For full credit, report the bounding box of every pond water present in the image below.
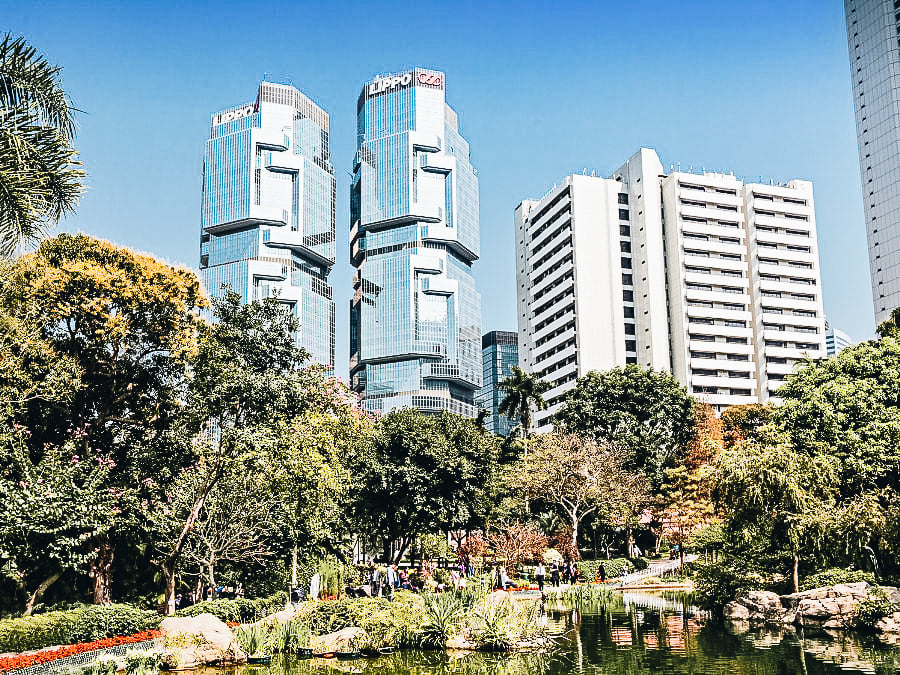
[196,591,900,675]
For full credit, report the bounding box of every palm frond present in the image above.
[0,33,76,139]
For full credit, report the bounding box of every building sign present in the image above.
[212,103,255,127]
[364,70,444,101]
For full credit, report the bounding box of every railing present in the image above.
[6,638,161,675]
[622,556,696,584]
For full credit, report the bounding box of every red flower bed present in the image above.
[0,629,161,672]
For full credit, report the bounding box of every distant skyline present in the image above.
[6,0,870,380]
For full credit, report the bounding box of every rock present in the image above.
[741,590,782,616]
[311,627,364,653]
[723,601,750,620]
[159,613,245,667]
[875,611,900,634]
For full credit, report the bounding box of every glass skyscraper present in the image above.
[475,331,519,436]
[350,68,482,416]
[200,82,336,368]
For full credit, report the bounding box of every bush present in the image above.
[799,568,877,592]
[576,558,631,582]
[176,591,287,623]
[693,559,779,614]
[0,604,160,653]
[855,587,900,630]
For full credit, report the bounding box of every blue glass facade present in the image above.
[200,82,336,369]
[350,69,482,417]
[475,331,519,436]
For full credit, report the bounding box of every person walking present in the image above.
[599,563,607,583]
[535,562,546,592]
[550,562,560,587]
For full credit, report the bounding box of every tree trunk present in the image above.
[208,560,216,599]
[163,565,177,616]
[291,544,298,588]
[791,552,799,594]
[571,514,579,561]
[89,535,114,605]
[626,528,634,558]
[24,571,61,616]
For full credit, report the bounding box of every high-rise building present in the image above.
[475,331,519,436]
[200,82,336,368]
[515,148,827,428]
[844,0,900,324]
[350,69,482,416]
[826,321,853,356]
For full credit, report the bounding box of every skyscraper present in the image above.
[844,0,900,323]
[350,69,482,416]
[476,331,519,436]
[200,82,336,368]
[826,321,853,356]
[516,148,827,429]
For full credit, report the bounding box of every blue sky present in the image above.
[6,1,868,379]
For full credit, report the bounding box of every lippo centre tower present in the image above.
[350,69,483,416]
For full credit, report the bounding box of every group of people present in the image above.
[532,561,593,590]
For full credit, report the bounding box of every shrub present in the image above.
[799,568,877,592]
[855,587,900,630]
[0,604,160,653]
[421,594,463,648]
[124,651,160,675]
[176,592,287,623]
[693,559,779,614]
[576,558,631,582]
[559,585,614,608]
[233,622,271,657]
[466,595,543,651]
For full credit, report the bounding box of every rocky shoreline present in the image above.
[723,582,900,634]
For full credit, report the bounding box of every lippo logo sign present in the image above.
[366,71,443,98]
[212,104,255,126]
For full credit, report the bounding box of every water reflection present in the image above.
[195,591,900,675]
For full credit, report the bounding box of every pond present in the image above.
[194,591,900,675]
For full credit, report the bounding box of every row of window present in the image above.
[757,242,811,253]
[684,248,742,261]
[691,351,750,361]
[689,318,748,328]
[756,224,810,237]
[534,318,575,348]
[765,340,820,350]
[693,369,751,378]
[694,386,752,396]
[534,302,575,332]
[684,232,741,245]
[687,300,746,311]
[534,336,577,366]
[759,273,816,285]
[678,182,738,196]
[681,199,739,212]
[752,192,807,206]
[760,290,816,301]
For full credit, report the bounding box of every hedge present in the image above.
[175,591,288,623]
[577,557,649,582]
[0,605,160,653]
[0,592,289,654]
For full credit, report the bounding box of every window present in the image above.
[618,193,629,205]
[687,283,712,291]
[724,320,746,327]
[685,249,710,257]
[690,318,715,325]
[619,209,630,221]
[620,224,631,236]
[623,290,633,301]
[624,306,635,319]
[727,354,750,361]
[622,273,633,286]
[693,369,718,376]
[625,323,636,335]
[720,270,743,278]
[621,257,632,269]
[621,241,631,253]
[690,334,716,342]
[730,388,751,396]
[625,340,637,352]
[690,351,716,359]
[726,337,748,344]
[626,355,637,364]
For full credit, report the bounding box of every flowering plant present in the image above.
[0,629,161,672]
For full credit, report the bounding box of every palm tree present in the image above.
[0,33,83,256]
[498,365,550,440]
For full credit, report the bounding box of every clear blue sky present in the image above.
[7,0,869,380]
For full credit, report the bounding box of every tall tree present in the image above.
[553,365,695,490]
[0,234,205,604]
[655,404,723,563]
[0,34,83,255]
[715,441,837,593]
[347,409,496,563]
[720,403,774,449]
[877,306,900,339]
[511,432,647,556]
[498,365,550,440]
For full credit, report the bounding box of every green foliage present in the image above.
[855,587,900,629]
[233,621,272,657]
[270,617,311,653]
[693,558,780,614]
[348,408,497,562]
[301,592,426,650]
[0,34,84,255]
[498,365,550,437]
[559,584,615,608]
[124,651,160,675]
[465,595,543,651]
[176,592,287,623]
[75,658,119,675]
[421,593,464,648]
[553,365,695,490]
[0,603,159,652]
[577,558,635,581]
[799,567,877,592]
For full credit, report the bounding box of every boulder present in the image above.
[311,627,364,653]
[723,601,750,621]
[159,613,245,668]
[875,611,900,634]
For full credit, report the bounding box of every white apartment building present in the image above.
[844,0,900,325]
[515,148,827,428]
